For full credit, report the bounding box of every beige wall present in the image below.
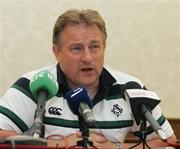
[0,0,179,118]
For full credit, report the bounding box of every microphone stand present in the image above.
[76,115,94,148]
[129,117,151,149]
[5,91,47,146]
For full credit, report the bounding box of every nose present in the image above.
[81,48,93,63]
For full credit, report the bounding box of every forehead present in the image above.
[60,23,105,43]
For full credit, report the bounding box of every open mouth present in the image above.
[81,67,93,72]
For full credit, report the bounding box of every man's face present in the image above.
[53,23,105,88]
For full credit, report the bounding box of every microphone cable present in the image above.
[46,134,68,149]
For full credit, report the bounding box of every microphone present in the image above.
[29,70,59,138]
[65,87,95,126]
[5,70,59,146]
[123,81,167,140]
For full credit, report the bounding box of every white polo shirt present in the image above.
[0,64,174,143]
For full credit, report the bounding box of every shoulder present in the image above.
[8,64,58,96]
[21,64,57,81]
[104,66,144,87]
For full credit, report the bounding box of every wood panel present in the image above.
[168,118,180,140]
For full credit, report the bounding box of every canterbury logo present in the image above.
[48,107,62,115]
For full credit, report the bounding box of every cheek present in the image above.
[95,53,104,73]
[57,53,75,64]
[95,53,104,65]
[60,55,80,70]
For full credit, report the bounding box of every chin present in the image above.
[78,76,99,87]
[80,80,98,87]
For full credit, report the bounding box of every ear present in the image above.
[52,44,59,61]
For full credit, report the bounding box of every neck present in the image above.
[86,84,99,99]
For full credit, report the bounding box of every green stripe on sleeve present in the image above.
[146,114,166,135]
[0,105,29,132]
[157,114,166,126]
[11,84,37,103]
[133,114,166,137]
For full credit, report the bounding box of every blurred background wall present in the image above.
[0,0,179,118]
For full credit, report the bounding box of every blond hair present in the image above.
[53,9,107,45]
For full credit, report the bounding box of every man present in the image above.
[0,9,176,148]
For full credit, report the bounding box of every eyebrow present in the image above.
[69,43,83,47]
[90,40,101,44]
[70,40,101,46]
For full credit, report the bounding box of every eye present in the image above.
[92,44,99,49]
[70,46,82,53]
[89,44,100,53]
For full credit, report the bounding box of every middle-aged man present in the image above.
[0,9,177,148]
